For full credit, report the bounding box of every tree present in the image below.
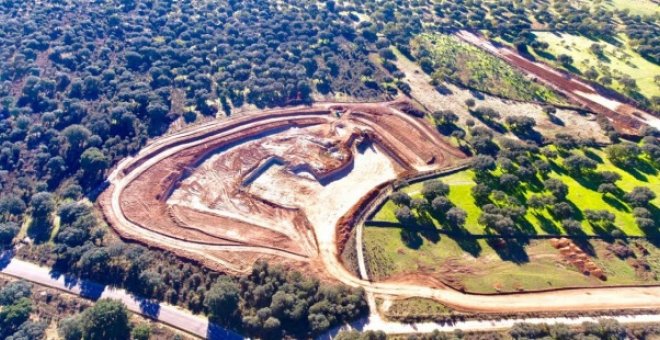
[446,207,467,227]
[432,110,458,127]
[505,115,536,134]
[0,222,19,247]
[431,196,453,214]
[597,183,617,196]
[471,183,492,204]
[606,143,640,167]
[584,209,615,229]
[554,133,578,150]
[390,191,411,206]
[205,277,240,322]
[80,147,109,187]
[6,320,46,340]
[58,316,83,340]
[421,180,449,201]
[543,178,568,200]
[624,186,656,207]
[552,202,574,219]
[557,54,573,66]
[61,124,91,162]
[0,281,32,306]
[411,198,430,213]
[0,298,33,338]
[131,323,151,340]
[563,154,597,175]
[0,195,26,218]
[471,155,496,174]
[562,219,582,234]
[599,171,621,184]
[30,192,55,219]
[499,174,520,192]
[80,299,130,340]
[395,206,414,224]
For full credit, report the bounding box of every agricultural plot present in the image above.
[412,33,565,105]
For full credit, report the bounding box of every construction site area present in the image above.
[99,100,466,278]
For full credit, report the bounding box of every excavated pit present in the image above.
[101,101,466,276]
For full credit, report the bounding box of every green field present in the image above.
[372,148,659,237]
[412,33,564,105]
[364,227,658,293]
[532,32,660,101]
[606,0,660,16]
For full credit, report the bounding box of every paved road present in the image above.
[3,255,660,339]
[0,253,242,340]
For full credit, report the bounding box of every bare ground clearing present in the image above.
[393,47,609,143]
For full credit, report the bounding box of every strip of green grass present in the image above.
[413,33,565,105]
[371,148,658,237]
[363,226,660,293]
[532,32,660,100]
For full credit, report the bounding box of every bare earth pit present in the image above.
[100,101,465,278]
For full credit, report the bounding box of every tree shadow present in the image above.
[603,195,629,212]
[511,128,544,144]
[571,172,601,191]
[583,149,603,163]
[27,217,52,244]
[566,228,596,257]
[400,228,423,249]
[566,199,585,221]
[469,112,507,133]
[612,162,648,182]
[634,159,658,176]
[486,237,530,264]
[434,83,453,95]
[515,216,538,236]
[547,114,564,126]
[534,49,556,61]
[534,213,560,234]
[469,90,485,100]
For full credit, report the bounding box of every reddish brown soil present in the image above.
[456,31,656,136]
[101,100,466,277]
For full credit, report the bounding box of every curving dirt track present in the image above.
[100,100,660,315]
[456,31,660,135]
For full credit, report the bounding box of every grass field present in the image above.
[381,297,455,321]
[363,227,659,293]
[532,32,660,101]
[412,33,564,105]
[606,0,660,16]
[371,148,659,237]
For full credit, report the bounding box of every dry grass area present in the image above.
[393,49,609,143]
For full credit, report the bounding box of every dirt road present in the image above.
[103,100,660,317]
[456,30,660,133]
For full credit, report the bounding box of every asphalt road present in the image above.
[2,254,660,339]
[0,253,242,340]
